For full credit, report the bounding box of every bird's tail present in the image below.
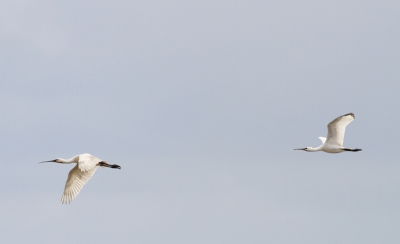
[98,161,121,169]
[343,148,362,152]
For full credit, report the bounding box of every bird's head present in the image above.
[39,159,61,164]
[294,147,312,151]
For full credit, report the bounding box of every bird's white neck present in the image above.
[305,147,322,152]
[57,156,79,164]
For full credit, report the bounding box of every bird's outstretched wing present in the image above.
[326,113,355,147]
[61,164,98,204]
[318,137,327,144]
[77,153,100,172]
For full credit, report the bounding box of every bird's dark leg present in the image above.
[109,164,121,169]
[343,148,362,152]
[98,161,122,169]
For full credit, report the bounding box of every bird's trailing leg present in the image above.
[98,161,121,169]
[342,148,362,152]
[108,164,122,169]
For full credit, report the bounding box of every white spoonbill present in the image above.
[294,113,362,153]
[39,153,121,204]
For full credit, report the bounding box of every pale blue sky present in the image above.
[1,0,400,243]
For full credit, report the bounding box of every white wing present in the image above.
[318,137,326,144]
[77,153,101,172]
[61,164,98,204]
[325,113,355,147]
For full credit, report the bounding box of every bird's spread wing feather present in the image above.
[318,137,327,144]
[77,153,100,172]
[326,113,355,147]
[61,164,98,204]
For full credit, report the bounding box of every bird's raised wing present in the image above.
[61,164,98,204]
[318,137,327,144]
[326,113,355,147]
[77,153,101,172]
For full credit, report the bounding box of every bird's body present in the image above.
[40,153,121,204]
[295,113,362,153]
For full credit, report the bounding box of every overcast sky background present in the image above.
[1,0,399,243]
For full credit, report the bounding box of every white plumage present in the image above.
[295,113,362,153]
[40,153,121,204]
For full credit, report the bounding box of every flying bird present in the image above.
[294,113,362,153]
[39,153,121,204]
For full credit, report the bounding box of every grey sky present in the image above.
[1,0,400,243]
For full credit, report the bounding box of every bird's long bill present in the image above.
[294,148,307,150]
[38,159,56,164]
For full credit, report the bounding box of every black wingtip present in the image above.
[343,113,355,119]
